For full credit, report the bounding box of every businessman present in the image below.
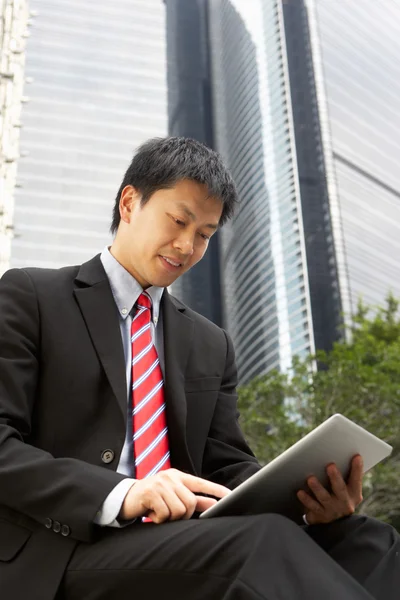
[0,137,398,600]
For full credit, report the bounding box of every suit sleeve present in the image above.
[0,268,127,542]
[201,329,261,488]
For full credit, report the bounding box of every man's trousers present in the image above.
[60,513,400,600]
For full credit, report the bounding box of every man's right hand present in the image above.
[119,468,231,523]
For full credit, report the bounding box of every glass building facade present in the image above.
[279,0,343,355]
[309,0,400,308]
[10,0,167,268]
[0,0,29,275]
[209,0,319,381]
[209,0,280,379]
[165,0,223,325]
[192,0,399,384]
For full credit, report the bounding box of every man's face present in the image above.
[112,179,223,289]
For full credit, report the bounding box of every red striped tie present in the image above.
[131,292,171,481]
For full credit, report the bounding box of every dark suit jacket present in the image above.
[0,254,260,600]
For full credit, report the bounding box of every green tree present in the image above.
[238,295,400,529]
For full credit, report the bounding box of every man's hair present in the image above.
[110,136,238,234]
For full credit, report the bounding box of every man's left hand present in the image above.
[297,454,364,525]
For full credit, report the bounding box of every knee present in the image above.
[306,513,399,555]
[363,516,400,548]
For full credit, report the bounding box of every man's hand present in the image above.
[119,468,231,523]
[297,455,364,525]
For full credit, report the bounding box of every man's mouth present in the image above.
[160,256,183,269]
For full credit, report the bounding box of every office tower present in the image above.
[309,0,400,307]
[0,0,29,275]
[164,0,222,325]
[7,0,167,269]
[166,0,336,379]
[166,0,400,384]
[209,0,322,382]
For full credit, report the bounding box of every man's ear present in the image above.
[119,186,140,224]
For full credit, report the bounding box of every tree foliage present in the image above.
[238,295,400,529]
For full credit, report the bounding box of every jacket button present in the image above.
[101,449,115,464]
[61,524,70,537]
[53,521,61,533]
[45,518,53,529]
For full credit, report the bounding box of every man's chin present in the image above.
[152,260,187,288]
[157,276,180,289]
[147,273,182,289]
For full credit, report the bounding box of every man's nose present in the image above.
[173,233,195,256]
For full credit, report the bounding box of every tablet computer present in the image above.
[200,413,392,522]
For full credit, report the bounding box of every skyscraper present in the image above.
[309,0,400,308]
[165,0,400,384]
[165,0,222,325]
[0,0,29,276]
[7,0,168,270]
[209,0,287,380]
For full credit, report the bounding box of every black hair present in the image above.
[110,136,238,234]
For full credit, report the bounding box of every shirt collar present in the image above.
[100,246,164,323]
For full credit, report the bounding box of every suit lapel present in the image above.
[74,256,127,422]
[162,291,196,474]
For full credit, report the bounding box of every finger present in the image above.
[146,494,171,524]
[306,476,333,506]
[326,462,358,516]
[297,489,324,515]
[180,473,231,499]
[326,463,348,499]
[347,455,364,502]
[172,483,198,520]
[195,496,218,513]
[158,485,191,521]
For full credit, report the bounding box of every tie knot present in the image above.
[137,292,152,311]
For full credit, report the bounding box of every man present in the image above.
[0,137,398,600]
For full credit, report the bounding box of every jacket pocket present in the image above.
[0,519,32,562]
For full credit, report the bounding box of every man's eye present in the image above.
[199,233,210,241]
[173,218,185,226]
